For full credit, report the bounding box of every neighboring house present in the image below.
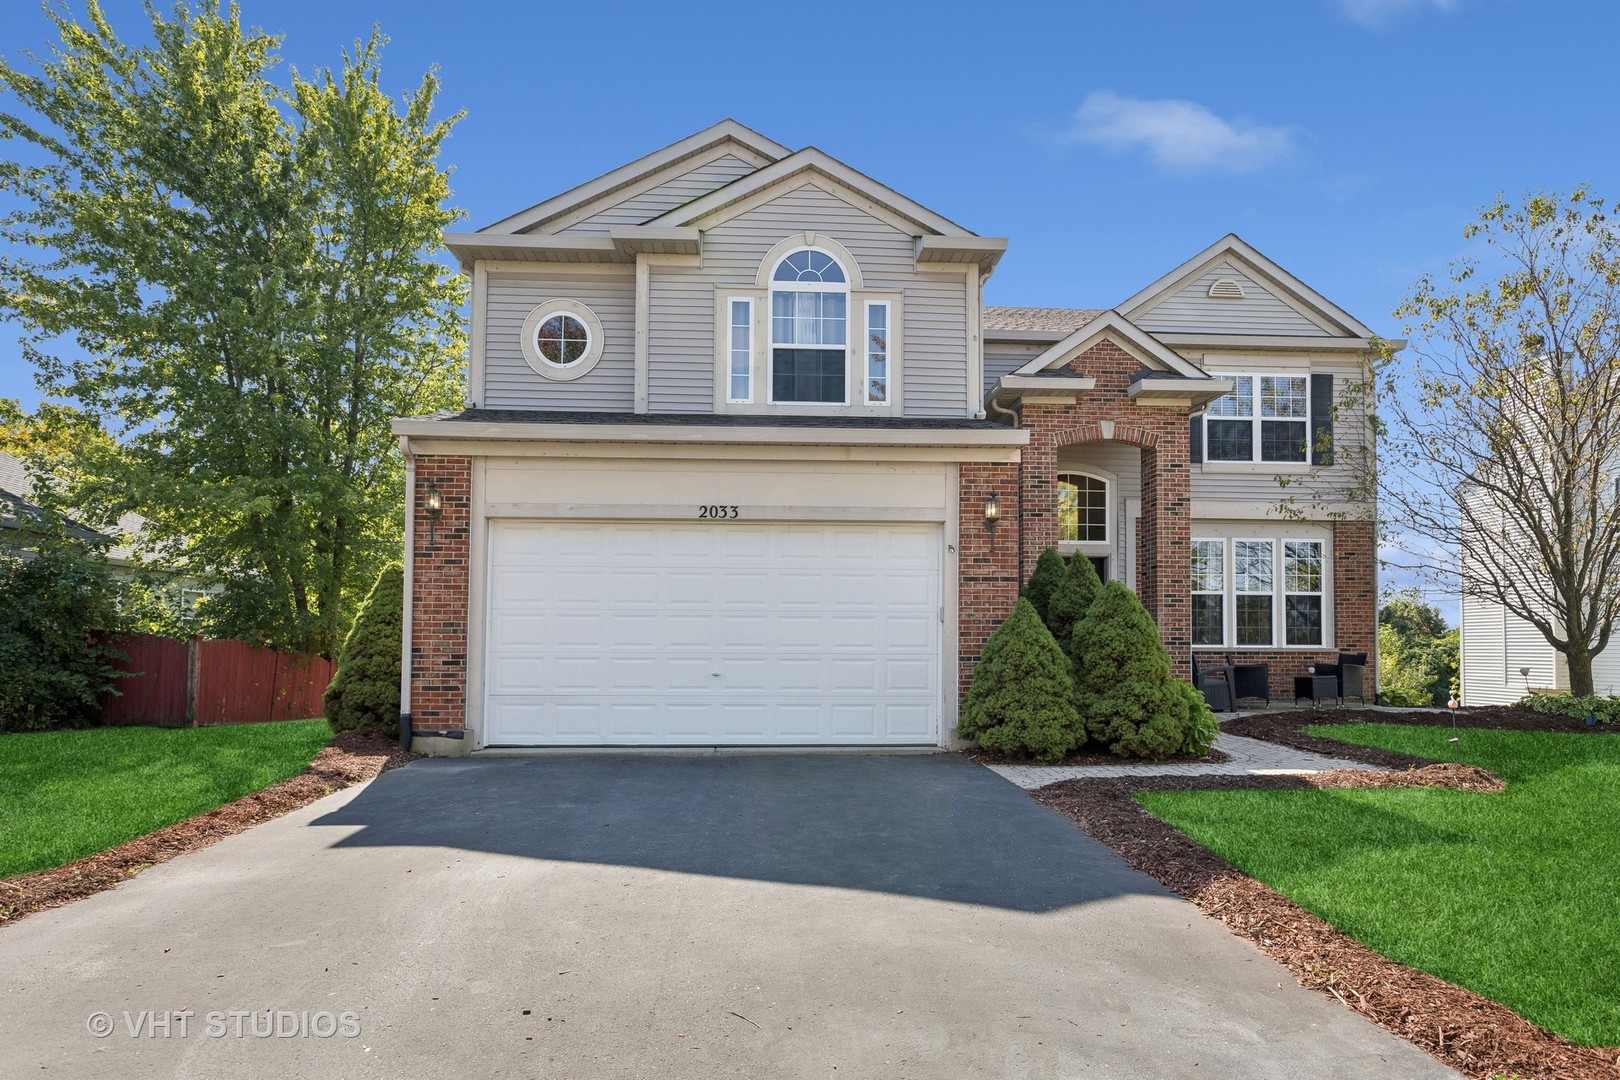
[1458,591,1570,704]
[393,120,1385,755]
[0,449,110,549]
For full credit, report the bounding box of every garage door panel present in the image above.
[484,521,941,746]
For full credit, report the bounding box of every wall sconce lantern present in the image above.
[424,479,444,544]
[983,493,1002,549]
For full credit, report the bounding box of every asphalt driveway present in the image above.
[0,753,1454,1079]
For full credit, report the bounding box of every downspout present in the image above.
[985,387,1024,584]
[398,436,415,748]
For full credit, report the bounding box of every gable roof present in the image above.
[1011,310,1210,380]
[481,120,790,235]
[642,147,976,237]
[1118,233,1373,338]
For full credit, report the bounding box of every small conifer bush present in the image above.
[959,598,1083,762]
[1047,552,1103,671]
[1021,547,1067,625]
[324,563,404,732]
[1071,581,1201,760]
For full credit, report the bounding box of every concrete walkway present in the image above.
[0,754,1452,1080]
[986,731,1384,789]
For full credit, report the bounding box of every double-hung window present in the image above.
[1191,536,1329,648]
[770,249,848,404]
[727,298,753,403]
[1206,374,1309,463]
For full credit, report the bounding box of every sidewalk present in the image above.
[984,730,1384,790]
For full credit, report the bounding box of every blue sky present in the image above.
[1,0,1613,614]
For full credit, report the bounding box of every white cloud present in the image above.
[1061,91,1296,173]
[1334,0,1459,31]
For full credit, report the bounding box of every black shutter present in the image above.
[1310,373,1334,465]
[1189,415,1203,464]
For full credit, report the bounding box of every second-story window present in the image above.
[771,248,848,404]
[1206,374,1309,463]
[865,301,889,405]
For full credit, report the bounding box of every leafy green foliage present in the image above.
[1046,551,1102,661]
[1071,581,1204,759]
[0,522,127,732]
[1515,693,1620,724]
[324,563,403,732]
[0,719,331,880]
[1021,547,1066,625]
[1377,590,1458,707]
[959,598,1083,762]
[0,3,466,654]
[1176,679,1220,755]
[1142,724,1620,1045]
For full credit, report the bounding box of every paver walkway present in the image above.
[986,731,1383,789]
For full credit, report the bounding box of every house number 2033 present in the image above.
[698,505,739,519]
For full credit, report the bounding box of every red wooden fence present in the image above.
[98,634,337,727]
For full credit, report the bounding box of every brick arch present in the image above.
[1050,423,1160,451]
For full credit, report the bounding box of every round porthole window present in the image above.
[520,300,605,381]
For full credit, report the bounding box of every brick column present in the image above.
[410,456,471,738]
[958,463,1020,700]
[1332,518,1379,676]
[1140,432,1192,679]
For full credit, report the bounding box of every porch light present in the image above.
[983,493,1001,549]
[424,480,444,544]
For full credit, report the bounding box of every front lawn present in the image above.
[0,720,332,880]
[1137,724,1620,1046]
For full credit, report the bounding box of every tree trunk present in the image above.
[1565,647,1596,698]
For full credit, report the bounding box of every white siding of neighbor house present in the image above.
[482,271,636,410]
[1132,260,1329,337]
[1461,590,1564,705]
[646,181,971,416]
[548,154,761,236]
[1187,349,1372,510]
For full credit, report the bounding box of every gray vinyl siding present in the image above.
[1460,592,1562,705]
[1133,260,1329,336]
[646,181,972,417]
[1189,352,1371,506]
[554,155,760,236]
[482,271,635,410]
[983,343,1043,395]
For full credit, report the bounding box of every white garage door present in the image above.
[483,520,942,746]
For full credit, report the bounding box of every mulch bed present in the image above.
[1224,706,1616,769]
[967,746,1231,767]
[0,729,416,928]
[1034,763,1620,1080]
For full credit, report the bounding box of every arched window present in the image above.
[770,248,848,403]
[1057,472,1110,544]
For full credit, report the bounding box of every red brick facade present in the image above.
[408,456,471,734]
[955,339,1378,706]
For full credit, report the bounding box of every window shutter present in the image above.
[1310,373,1334,465]
[1189,415,1203,464]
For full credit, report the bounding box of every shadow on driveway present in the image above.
[311,753,1164,913]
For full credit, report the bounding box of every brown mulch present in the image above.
[1034,768,1620,1080]
[1224,706,1616,769]
[0,730,417,928]
[966,746,1231,767]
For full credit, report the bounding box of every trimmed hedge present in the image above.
[959,597,1083,762]
[324,563,403,732]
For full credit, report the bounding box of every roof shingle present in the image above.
[982,306,1105,333]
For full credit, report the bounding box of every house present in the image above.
[0,449,140,567]
[392,120,1383,755]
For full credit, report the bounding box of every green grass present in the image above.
[1137,724,1620,1046]
[0,720,332,881]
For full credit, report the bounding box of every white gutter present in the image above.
[398,436,414,746]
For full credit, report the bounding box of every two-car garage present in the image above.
[482,519,942,746]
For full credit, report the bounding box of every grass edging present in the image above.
[1033,767,1620,1080]
[0,729,416,928]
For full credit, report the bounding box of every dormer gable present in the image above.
[1119,234,1374,340]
